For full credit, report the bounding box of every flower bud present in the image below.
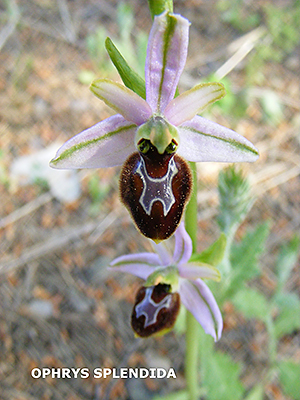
[131,284,180,338]
[120,142,192,241]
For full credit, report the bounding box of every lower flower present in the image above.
[110,223,223,341]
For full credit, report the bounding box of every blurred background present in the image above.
[0,0,299,399]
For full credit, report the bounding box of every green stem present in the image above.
[185,162,200,400]
[218,222,236,284]
[185,162,197,252]
[147,0,173,19]
[185,312,200,400]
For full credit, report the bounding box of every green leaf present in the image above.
[105,37,146,99]
[231,222,270,272]
[244,384,264,400]
[276,235,300,290]
[273,292,300,339]
[279,361,300,400]
[274,307,300,339]
[190,233,227,267]
[274,291,300,310]
[224,222,270,299]
[202,351,245,400]
[232,288,269,321]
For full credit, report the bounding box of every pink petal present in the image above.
[145,12,190,114]
[180,279,223,341]
[177,115,259,163]
[178,262,221,281]
[91,79,152,126]
[50,115,137,169]
[153,243,172,266]
[173,223,192,265]
[164,82,225,126]
[110,252,161,280]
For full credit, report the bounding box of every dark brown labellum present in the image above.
[120,145,192,241]
[131,284,180,338]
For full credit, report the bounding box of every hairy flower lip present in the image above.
[131,283,181,338]
[119,150,192,241]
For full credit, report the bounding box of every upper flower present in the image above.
[50,12,259,242]
[110,223,223,341]
[50,11,259,171]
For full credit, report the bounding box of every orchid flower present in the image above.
[50,12,259,241]
[110,223,223,341]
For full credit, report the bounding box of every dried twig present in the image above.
[181,26,266,88]
[255,165,300,196]
[0,210,118,275]
[0,192,53,229]
[215,26,266,79]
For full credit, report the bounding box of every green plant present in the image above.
[159,167,299,400]
[207,167,300,400]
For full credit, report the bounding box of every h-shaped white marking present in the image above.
[135,156,178,216]
[135,287,172,327]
